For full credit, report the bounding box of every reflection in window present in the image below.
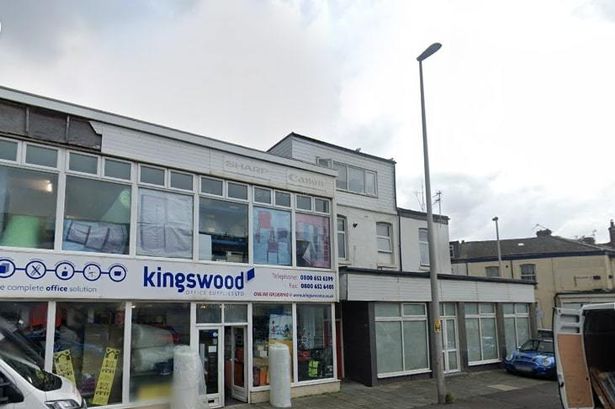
[130,303,190,401]
[253,207,291,265]
[137,189,193,258]
[0,139,18,161]
[0,165,57,249]
[63,176,131,254]
[419,228,429,266]
[54,302,125,407]
[297,304,333,381]
[465,303,499,364]
[376,222,392,253]
[26,145,58,167]
[0,302,48,366]
[199,198,248,263]
[252,304,293,386]
[296,213,330,268]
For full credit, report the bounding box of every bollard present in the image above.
[269,343,292,408]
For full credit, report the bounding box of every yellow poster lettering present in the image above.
[53,350,76,385]
[92,347,121,406]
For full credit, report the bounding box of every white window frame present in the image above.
[200,176,225,197]
[331,160,378,197]
[253,186,273,205]
[374,302,431,378]
[23,142,59,169]
[376,222,393,253]
[0,136,20,163]
[419,228,430,267]
[103,157,133,182]
[485,266,500,278]
[337,215,347,260]
[168,169,195,192]
[465,302,500,365]
[138,164,166,187]
[504,303,531,353]
[520,263,536,282]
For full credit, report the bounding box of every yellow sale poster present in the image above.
[53,350,76,385]
[92,347,121,406]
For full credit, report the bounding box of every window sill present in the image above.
[468,358,501,366]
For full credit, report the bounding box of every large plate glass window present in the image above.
[465,302,499,364]
[297,304,334,381]
[253,207,291,265]
[376,222,392,253]
[0,302,48,364]
[54,302,125,407]
[199,197,248,263]
[252,304,293,386]
[130,303,190,401]
[296,213,331,268]
[137,189,193,258]
[0,165,57,249]
[63,176,131,254]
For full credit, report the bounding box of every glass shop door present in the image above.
[199,328,224,407]
[225,326,248,404]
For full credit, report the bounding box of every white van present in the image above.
[0,318,85,409]
[554,303,615,409]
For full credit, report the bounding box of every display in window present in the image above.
[54,303,125,407]
[297,304,333,381]
[137,189,193,258]
[199,198,248,263]
[252,305,293,386]
[253,208,291,266]
[63,176,131,254]
[0,166,57,249]
[296,213,330,268]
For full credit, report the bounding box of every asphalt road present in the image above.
[421,382,561,409]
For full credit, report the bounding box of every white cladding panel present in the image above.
[268,138,294,159]
[345,274,535,303]
[98,123,335,197]
[287,137,396,214]
[400,216,451,274]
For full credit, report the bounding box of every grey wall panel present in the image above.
[29,108,66,142]
[0,101,26,135]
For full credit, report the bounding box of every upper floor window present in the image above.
[419,228,430,266]
[520,264,536,282]
[485,266,500,278]
[376,222,392,253]
[337,216,347,259]
[317,158,377,196]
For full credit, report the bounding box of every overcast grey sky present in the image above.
[1,0,614,242]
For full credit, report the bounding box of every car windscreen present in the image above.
[519,340,538,352]
[537,341,554,354]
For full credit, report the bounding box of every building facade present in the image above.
[269,133,536,386]
[0,88,341,408]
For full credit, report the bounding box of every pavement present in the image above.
[237,370,560,409]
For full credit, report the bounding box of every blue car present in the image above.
[504,339,556,378]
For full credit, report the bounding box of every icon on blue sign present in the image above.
[108,264,127,282]
[25,260,47,280]
[83,263,102,282]
[55,262,75,280]
[0,259,16,278]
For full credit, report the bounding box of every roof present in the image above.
[0,86,337,177]
[452,235,614,262]
[397,207,449,224]
[269,132,397,165]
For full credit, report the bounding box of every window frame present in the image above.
[103,157,133,182]
[138,164,166,187]
[419,228,430,267]
[0,137,20,163]
[485,266,500,278]
[465,302,500,365]
[331,160,378,197]
[23,142,59,169]
[200,176,225,197]
[337,215,347,260]
[520,263,536,282]
[67,151,100,176]
[168,169,195,192]
[503,303,531,354]
[376,222,393,254]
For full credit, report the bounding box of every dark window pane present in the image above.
[69,153,98,174]
[333,163,347,190]
[0,140,18,161]
[254,187,272,204]
[201,177,223,196]
[0,165,57,249]
[104,159,131,180]
[199,198,248,263]
[296,195,311,210]
[275,191,291,207]
[315,198,329,213]
[25,145,58,167]
[140,166,165,185]
[63,176,131,254]
[228,182,247,200]
[348,167,364,193]
[170,171,193,191]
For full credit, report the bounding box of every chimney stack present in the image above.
[536,229,552,238]
[609,220,615,246]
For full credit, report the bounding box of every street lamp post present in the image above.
[492,217,503,277]
[417,42,446,404]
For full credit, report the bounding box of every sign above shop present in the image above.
[0,251,336,302]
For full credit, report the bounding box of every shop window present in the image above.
[374,302,429,377]
[140,166,165,186]
[465,302,499,364]
[130,303,190,402]
[196,304,222,323]
[520,264,536,282]
[419,228,429,266]
[0,165,57,249]
[224,304,248,323]
[25,145,58,168]
[199,197,248,263]
[504,303,531,355]
[69,153,98,174]
[314,198,329,213]
[54,302,125,407]
[337,216,347,259]
[296,195,311,211]
[376,222,392,253]
[275,191,291,207]
[0,139,18,161]
[104,159,131,181]
[297,304,333,381]
[0,302,49,365]
[296,213,331,268]
[253,207,291,266]
[63,176,131,254]
[137,189,193,258]
[227,182,248,200]
[252,304,293,386]
[254,187,272,204]
[170,171,193,191]
[201,177,223,196]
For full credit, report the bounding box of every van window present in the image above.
[0,352,61,391]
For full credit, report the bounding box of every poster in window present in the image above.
[296,213,330,268]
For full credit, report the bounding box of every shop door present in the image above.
[441,317,460,373]
[225,326,247,404]
[199,328,223,407]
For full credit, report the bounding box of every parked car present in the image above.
[504,339,556,378]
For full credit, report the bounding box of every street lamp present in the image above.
[417,42,446,404]
[492,217,503,277]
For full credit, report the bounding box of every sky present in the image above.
[1,0,614,242]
